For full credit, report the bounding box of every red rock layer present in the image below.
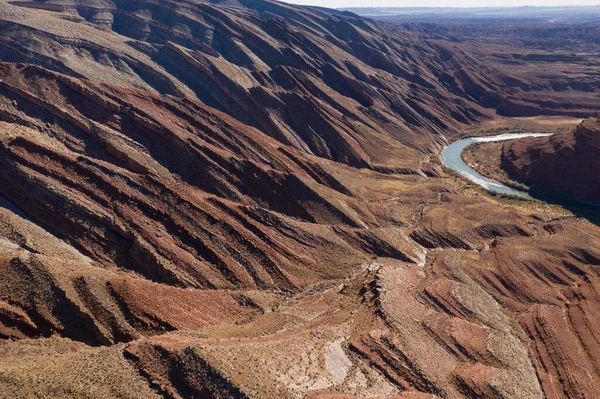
[502,117,600,202]
[0,0,496,171]
[0,0,599,398]
[0,62,382,293]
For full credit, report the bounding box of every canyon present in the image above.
[0,1,599,398]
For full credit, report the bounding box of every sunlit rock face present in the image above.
[3,0,499,171]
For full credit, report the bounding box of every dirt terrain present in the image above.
[0,1,599,398]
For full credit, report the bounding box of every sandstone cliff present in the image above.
[503,117,600,202]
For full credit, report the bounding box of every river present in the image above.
[440,133,553,198]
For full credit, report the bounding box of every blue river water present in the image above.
[441,133,553,198]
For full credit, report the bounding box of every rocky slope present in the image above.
[0,61,387,294]
[4,0,600,169]
[392,22,600,118]
[0,0,600,398]
[502,117,600,202]
[0,0,497,171]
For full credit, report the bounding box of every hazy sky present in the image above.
[281,0,600,8]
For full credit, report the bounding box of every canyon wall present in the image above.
[503,117,600,202]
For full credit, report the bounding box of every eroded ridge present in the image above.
[0,0,599,398]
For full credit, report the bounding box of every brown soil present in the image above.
[0,1,599,398]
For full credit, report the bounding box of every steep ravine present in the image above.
[0,0,599,398]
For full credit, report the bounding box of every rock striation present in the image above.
[0,0,599,398]
[1,0,496,171]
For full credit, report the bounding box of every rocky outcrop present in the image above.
[0,0,495,172]
[0,0,600,398]
[0,62,386,293]
[502,117,600,202]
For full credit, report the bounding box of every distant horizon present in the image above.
[280,0,600,9]
[338,4,600,8]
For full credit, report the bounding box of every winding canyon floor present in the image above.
[2,115,600,398]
